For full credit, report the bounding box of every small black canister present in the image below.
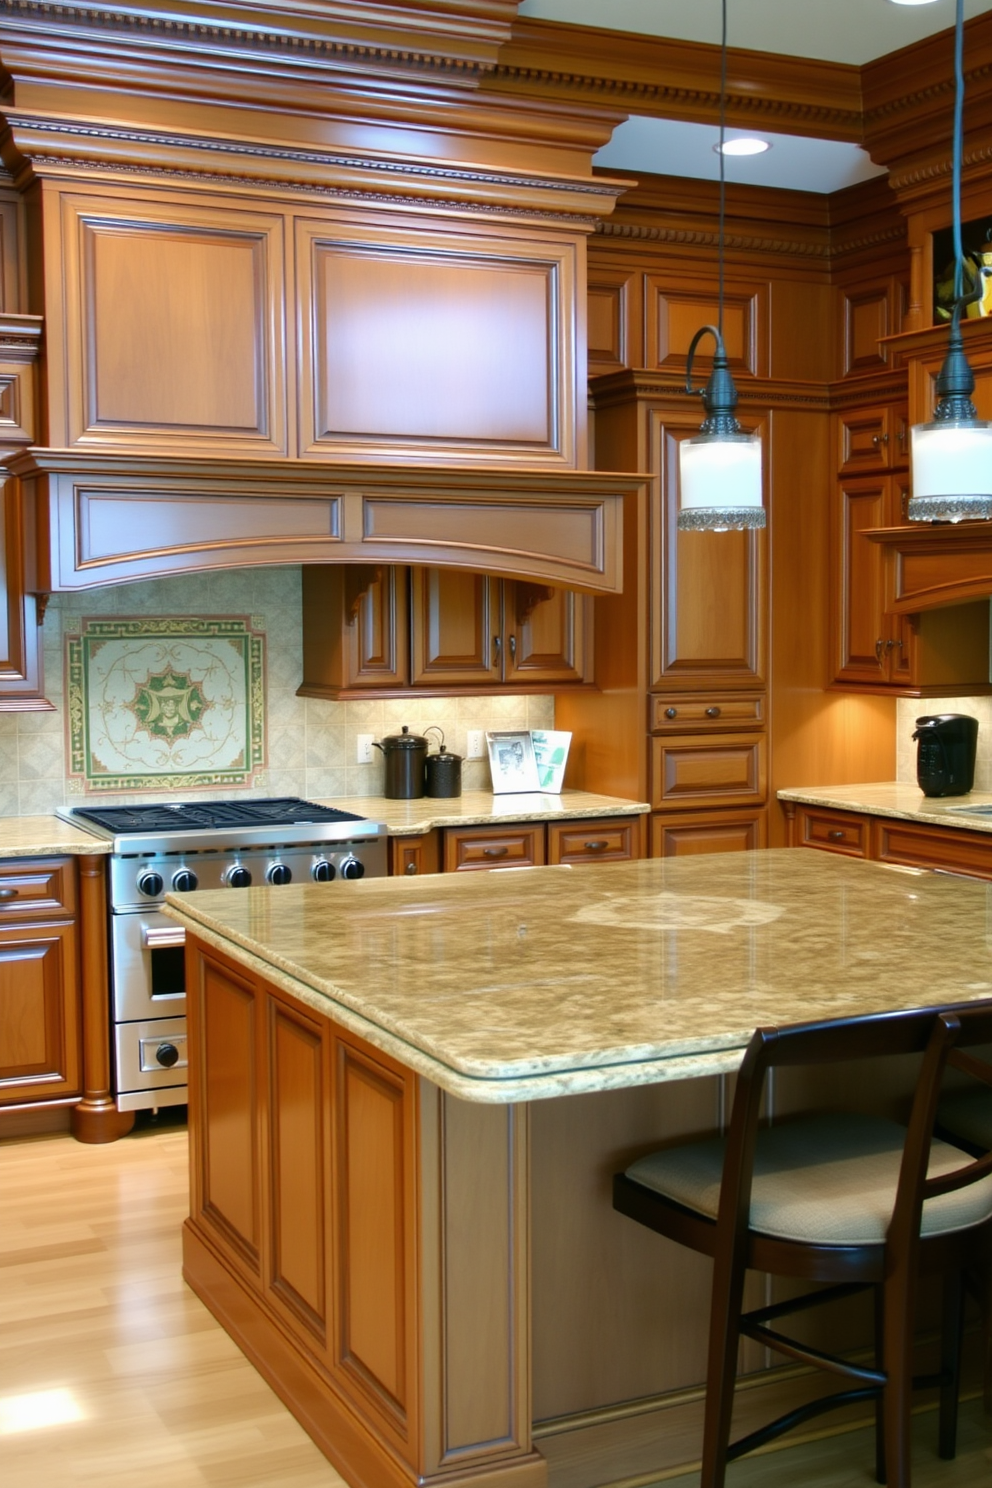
[372,726,427,799]
[425,750,462,798]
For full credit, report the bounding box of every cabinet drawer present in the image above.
[651,810,767,857]
[649,694,764,733]
[797,808,869,857]
[547,817,639,865]
[875,822,992,879]
[650,734,767,811]
[0,858,76,917]
[443,825,545,872]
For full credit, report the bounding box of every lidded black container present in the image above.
[912,713,979,797]
[372,725,427,799]
[424,726,462,798]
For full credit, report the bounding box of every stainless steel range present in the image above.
[58,798,388,1112]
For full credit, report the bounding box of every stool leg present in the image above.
[939,1270,965,1459]
[700,1251,748,1488]
[881,1265,916,1488]
[874,1285,887,1485]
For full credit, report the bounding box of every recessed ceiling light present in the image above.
[887,1,940,7]
[715,138,771,157]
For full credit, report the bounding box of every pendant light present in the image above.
[907,0,992,522]
[677,0,765,532]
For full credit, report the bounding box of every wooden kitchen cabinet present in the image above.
[0,858,80,1107]
[443,823,546,872]
[300,564,592,698]
[389,816,645,875]
[389,833,440,878]
[651,810,768,857]
[786,803,992,879]
[650,732,768,812]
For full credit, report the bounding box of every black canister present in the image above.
[372,725,427,799]
[425,749,462,798]
[912,713,979,797]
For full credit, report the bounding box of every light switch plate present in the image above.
[466,730,485,759]
[356,733,375,764]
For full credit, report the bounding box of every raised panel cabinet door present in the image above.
[796,808,870,857]
[547,817,641,864]
[56,189,286,454]
[0,478,46,709]
[504,581,592,686]
[301,564,409,696]
[297,218,576,465]
[0,921,80,1104]
[838,405,906,473]
[389,833,440,877]
[650,810,768,857]
[411,568,501,686]
[443,824,546,871]
[831,475,891,685]
[650,411,767,690]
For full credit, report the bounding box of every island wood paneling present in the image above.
[198,956,261,1276]
[53,188,287,455]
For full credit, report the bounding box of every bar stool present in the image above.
[613,1003,992,1488]
[936,1080,992,1411]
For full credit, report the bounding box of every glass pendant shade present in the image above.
[678,432,764,531]
[909,419,992,522]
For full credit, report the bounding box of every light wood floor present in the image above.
[0,1122,989,1488]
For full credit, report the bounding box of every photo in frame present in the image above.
[530,730,571,793]
[486,730,540,794]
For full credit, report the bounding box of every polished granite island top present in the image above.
[166,849,992,1103]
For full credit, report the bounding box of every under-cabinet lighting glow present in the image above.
[0,1387,86,1434]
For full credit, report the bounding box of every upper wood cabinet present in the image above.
[300,565,593,699]
[649,406,767,692]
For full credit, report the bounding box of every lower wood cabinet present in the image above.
[0,857,80,1107]
[651,810,768,857]
[786,803,992,879]
[389,815,646,876]
[650,733,767,812]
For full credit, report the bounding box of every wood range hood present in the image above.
[0,0,646,597]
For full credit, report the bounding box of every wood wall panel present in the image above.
[200,957,260,1271]
[298,219,577,465]
[58,192,286,454]
[334,1037,415,1436]
[842,282,891,375]
[268,1000,327,1343]
[646,278,765,378]
[587,268,640,374]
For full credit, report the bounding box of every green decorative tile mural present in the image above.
[66,616,266,793]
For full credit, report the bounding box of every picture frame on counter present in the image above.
[531,729,571,792]
[486,730,540,793]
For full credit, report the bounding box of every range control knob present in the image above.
[171,868,198,893]
[137,869,164,898]
[340,856,365,881]
[226,865,252,889]
[267,863,292,886]
[156,1042,180,1068]
[311,859,336,883]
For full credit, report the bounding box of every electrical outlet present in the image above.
[466,730,485,759]
[356,733,375,765]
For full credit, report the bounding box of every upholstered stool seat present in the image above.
[627,1111,992,1246]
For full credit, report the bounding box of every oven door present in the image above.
[111,909,186,1023]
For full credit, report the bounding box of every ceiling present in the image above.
[517,0,992,191]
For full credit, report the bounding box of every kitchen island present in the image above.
[166,851,992,1488]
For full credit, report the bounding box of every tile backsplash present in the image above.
[2,566,553,816]
[896,695,992,792]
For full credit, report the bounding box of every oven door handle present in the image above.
[142,925,186,950]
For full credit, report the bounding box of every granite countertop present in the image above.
[320,789,649,834]
[164,849,992,1104]
[0,815,113,858]
[777,781,992,833]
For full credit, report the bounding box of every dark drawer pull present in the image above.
[0,887,18,900]
[827,830,846,841]
[482,845,509,858]
[665,707,677,719]
[705,706,721,719]
[584,840,609,852]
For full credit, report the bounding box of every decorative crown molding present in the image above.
[594,220,830,261]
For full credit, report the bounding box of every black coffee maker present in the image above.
[912,713,979,797]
